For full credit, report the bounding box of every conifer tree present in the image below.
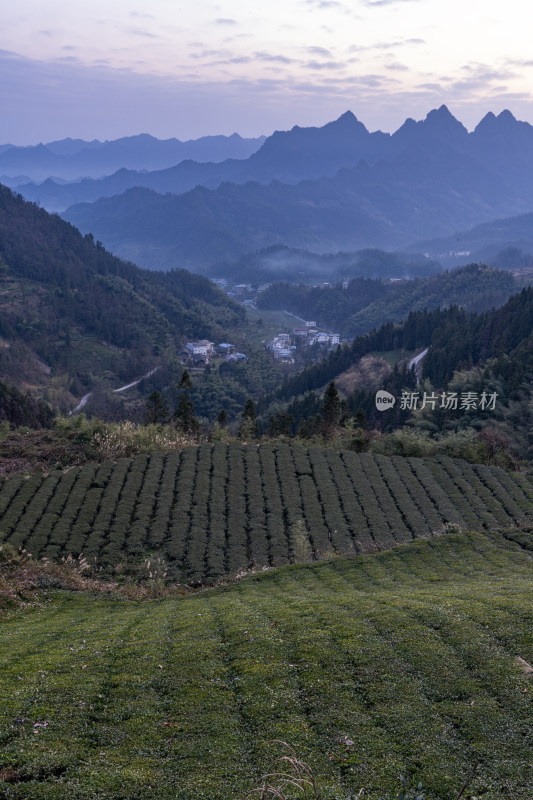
[322,381,343,427]
[173,370,200,437]
[144,389,169,425]
[238,397,259,439]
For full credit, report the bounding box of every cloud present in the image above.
[363,0,422,6]
[1,47,532,146]
[254,51,296,64]
[306,46,332,57]
[124,28,161,39]
[349,38,425,53]
[445,62,518,94]
[302,0,358,15]
[193,48,297,67]
[506,59,533,68]
[304,0,344,7]
[214,18,238,25]
[305,60,345,71]
[385,62,409,71]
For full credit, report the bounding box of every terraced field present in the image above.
[1,531,533,799]
[1,443,532,582]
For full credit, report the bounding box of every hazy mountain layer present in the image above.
[21,105,533,218]
[0,132,265,182]
[409,211,533,267]
[62,133,533,270]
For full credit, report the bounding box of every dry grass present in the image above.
[248,742,317,800]
[247,744,479,800]
[0,544,188,613]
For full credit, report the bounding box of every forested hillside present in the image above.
[257,264,517,336]
[210,245,441,283]
[0,185,245,411]
[266,283,533,462]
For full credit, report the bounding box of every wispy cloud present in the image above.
[0,46,532,145]
[363,0,422,6]
[506,59,533,68]
[349,38,425,53]
[305,60,345,71]
[124,28,161,39]
[214,18,238,25]
[255,51,296,64]
[445,62,518,94]
[306,46,332,57]
[304,0,345,7]
[385,62,409,71]
[192,48,297,67]
[302,0,358,15]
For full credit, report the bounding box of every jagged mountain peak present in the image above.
[473,108,533,143]
[497,109,517,123]
[424,105,467,133]
[392,105,468,148]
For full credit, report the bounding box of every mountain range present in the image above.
[0,132,265,184]
[17,106,533,213]
[54,106,533,271]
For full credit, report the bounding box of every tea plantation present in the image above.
[0,443,532,582]
[1,531,533,799]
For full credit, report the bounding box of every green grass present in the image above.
[1,530,533,799]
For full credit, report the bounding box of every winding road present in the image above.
[408,347,429,382]
[70,366,160,415]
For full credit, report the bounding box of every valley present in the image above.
[2,102,533,800]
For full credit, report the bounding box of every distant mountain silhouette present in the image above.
[0,132,265,183]
[61,107,533,271]
[21,105,533,216]
[409,211,533,267]
[19,111,390,211]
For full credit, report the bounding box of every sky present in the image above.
[1,0,533,144]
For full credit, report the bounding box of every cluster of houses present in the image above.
[266,321,341,363]
[179,340,247,367]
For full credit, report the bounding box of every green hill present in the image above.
[0,184,244,412]
[1,442,531,583]
[1,530,533,798]
[257,264,517,337]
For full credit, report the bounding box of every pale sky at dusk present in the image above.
[1,0,533,143]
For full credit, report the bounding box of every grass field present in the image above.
[1,530,533,799]
[1,444,532,583]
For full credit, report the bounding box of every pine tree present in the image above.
[267,412,294,437]
[322,381,343,427]
[354,408,367,430]
[238,397,259,439]
[173,370,200,437]
[144,390,169,425]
